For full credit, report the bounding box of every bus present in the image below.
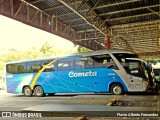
[5,49,150,97]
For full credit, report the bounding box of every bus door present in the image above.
[122,60,144,91]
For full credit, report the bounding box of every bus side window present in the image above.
[26,62,42,73]
[94,59,106,68]
[7,63,27,74]
[42,60,56,72]
[17,63,26,73]
[58,58,74,71]
[27,63,33,72]
[92,54,118,70]
[75,58,85,70]
[85,57,93,69]
[32,64,42,72]
[6,64,17,74]
[105,60,118,69]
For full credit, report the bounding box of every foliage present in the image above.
[40,42,53,55]
[0,43,92,75]
[0,42,77,75]
[77,46,92,53]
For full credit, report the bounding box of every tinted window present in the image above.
[42,60,57,72]
[7,64,16,74]
[7,63,27,74]
[7,60,58,73]
[17,63,26,73]
[75,58,85,70]
[58,58,74,71]
[89,54,118,69]
[85,57,94,69]
[113,53,139,63]
[26,62,42,73]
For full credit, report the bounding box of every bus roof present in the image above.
[75,49,133,55]
[6,49,135,64]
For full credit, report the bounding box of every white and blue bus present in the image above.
[5,50,150,96]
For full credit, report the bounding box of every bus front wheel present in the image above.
[110,84,123,95]
[23,86,32,97]
[34,86,44,97]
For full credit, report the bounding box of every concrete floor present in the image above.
[0,90,159,120]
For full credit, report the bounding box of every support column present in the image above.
[105,35,110,49]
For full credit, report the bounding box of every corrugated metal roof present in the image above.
[23,0,160,57]
[72,24,94,31]
[58,13,80,21]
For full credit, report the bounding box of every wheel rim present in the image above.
[35,86,43,96]
[36,88,42,96]
[113,86,122,95]
[24,88,31,96]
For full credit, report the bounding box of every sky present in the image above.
[0,15,75,51]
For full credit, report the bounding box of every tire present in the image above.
[110,84,123,95]
[34,86,44,97]
[23,86,32,97]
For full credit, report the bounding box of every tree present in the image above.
[40,42,53,55]
[0,43,78,74]
[77,46,92,53]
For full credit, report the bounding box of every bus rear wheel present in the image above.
[34,86,44,97]
[23,86,32,97]
[110,84,123,95]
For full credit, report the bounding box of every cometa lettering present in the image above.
[69,71,97,78]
